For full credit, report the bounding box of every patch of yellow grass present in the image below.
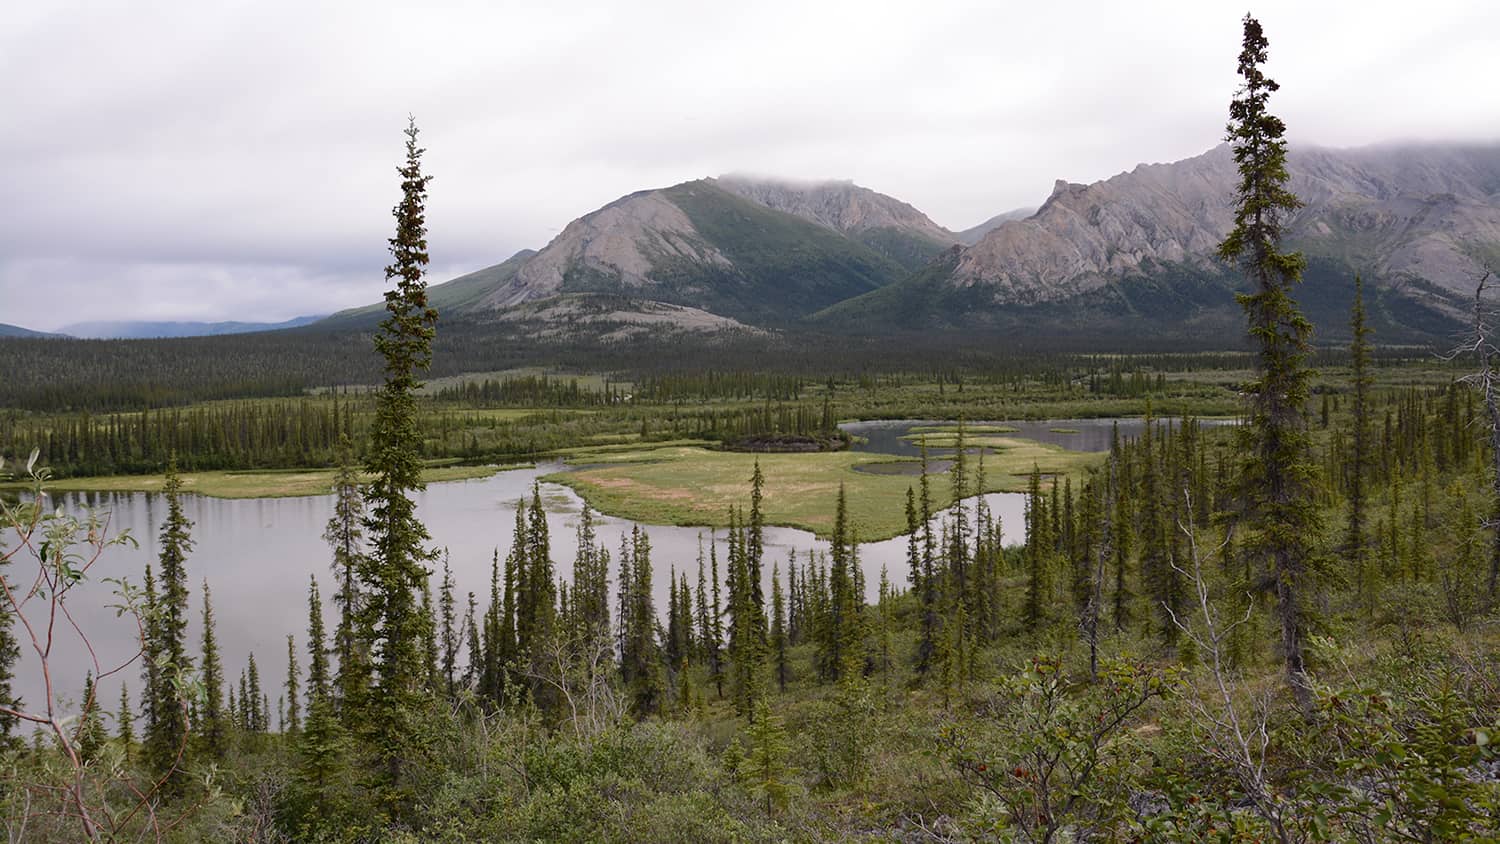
[545,440,1100,540]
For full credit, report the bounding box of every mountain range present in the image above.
[58,315,327,339]
[322,140,1500,347]
[0,323,56,338]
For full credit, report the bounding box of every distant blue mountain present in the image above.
[57,315,327,339]
[0,322,58,338]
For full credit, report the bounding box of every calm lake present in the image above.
[12,462,1027,718]
[13,417,1225,719]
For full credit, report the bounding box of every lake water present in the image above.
[9,462,1027,720]
[840,416,1237,458]
[13,417,1229,719]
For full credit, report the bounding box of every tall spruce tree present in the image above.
[947,421,972,631]
[705,537,726,698]
[909,485,938,674]
[141,563,160,748]
[285,634,301,736]
[198,581,228,760]
[1107,424,1133,631]
[298,576,346,799]
[325,433,367,717]
[76,672,107,764]
[572,504,611,651]
[421,577,439,689]
[875,564,894,677]
[117,683,135,762]
[145,458,194,782]
[357,117,440,778]
[822,485,860,681]
[619,527,663,715]
[438,553,458,701]
[228,684,239,734]
[748,461,767,613]
[746,698,794,814]
[1347,276,1374,603]
[246,652,266,734]
[1023,466,1050,633]
[519,484,557,668]
[1217,15,1320,712]
[726,513,766,714]
[305,577,331,706]
[478,550,506,706]
[461,591,480,691]
[666,569,685,669]
[694,539,715,672]
[770,564,789,692]
[1138,416,1179,644]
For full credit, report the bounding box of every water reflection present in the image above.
[12,463,1025,717]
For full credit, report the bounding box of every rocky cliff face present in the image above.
[714,175,955,241]
[1287,145,1500,291]
[467,179,908,324]
[947,143,1500,305]
[485,293,760,341]
[326,141,1499,344]
[476,191,730,311]
[955,207,1036,245]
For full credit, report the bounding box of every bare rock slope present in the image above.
[819,142,1500,339]
[465,179,908,324]
[714,175,958,270]
[947,143,1500,305]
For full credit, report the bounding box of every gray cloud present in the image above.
[3,0,1497,331]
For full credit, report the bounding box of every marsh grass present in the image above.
[546,439,1100,539]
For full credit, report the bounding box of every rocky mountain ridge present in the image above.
[476,191,732,311]
[713,175,958,269]
[938,143,1500,308]
[455,179,910,325]
[315,140,1500,344]
[956,207,1036,245]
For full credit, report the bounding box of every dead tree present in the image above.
[1448,271,1500,600]
[1165,492,1300,844]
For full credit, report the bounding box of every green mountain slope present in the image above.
[315,249,536,329]
[642,181,908,322]
[851,226,954,272]
[814,252,1467,345]
[712,176,959,272]
[466,180,910,325]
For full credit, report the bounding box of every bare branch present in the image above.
[1164,486,1298,843]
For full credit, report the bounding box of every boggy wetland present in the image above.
[18,416,1182,711]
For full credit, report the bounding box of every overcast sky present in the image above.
[3,0,1497,331]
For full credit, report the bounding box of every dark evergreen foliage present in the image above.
[1217,14,1321,712]
[143,459,193,784]
[355,119,441,792]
